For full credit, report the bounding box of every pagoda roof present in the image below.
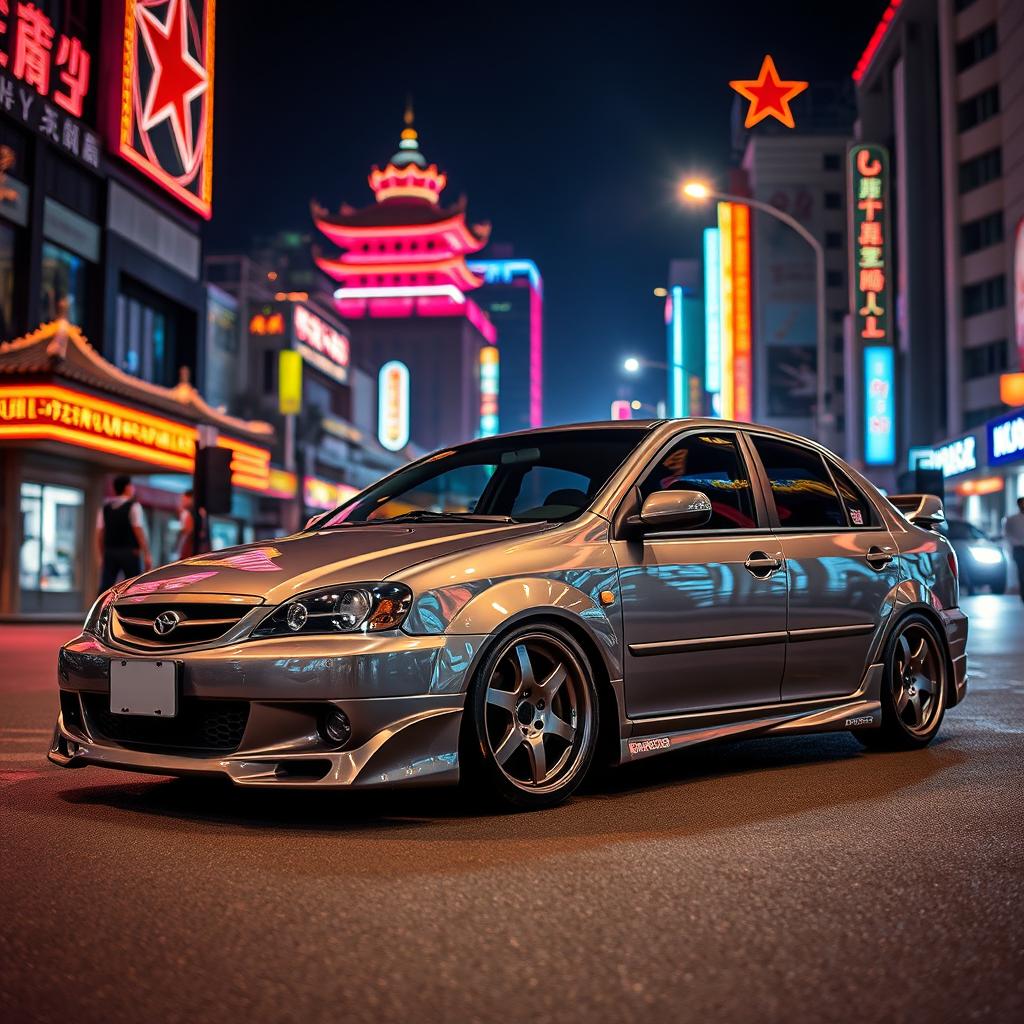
[312,195,489,236]
[0,320,274,444]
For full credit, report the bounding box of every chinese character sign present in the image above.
[850,144,895,465]
[0,2,98,168]
[119,0,215,218]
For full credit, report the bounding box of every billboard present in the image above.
[119,0,215,218]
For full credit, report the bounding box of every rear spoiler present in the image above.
[888,493,945,529]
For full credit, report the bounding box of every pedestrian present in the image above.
[96,475,152,592]
[176,489,208,560]
[1006,497,1024,604]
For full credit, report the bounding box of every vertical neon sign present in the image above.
[731,203,753,421]
[668,285,685,417]
[703,227,722,409]
[378,360,410,451]
[849,143,894,465]
[718,202,735,420]
[479,345,500,436]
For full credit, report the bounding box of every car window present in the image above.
[638,432,756,530]
[751,436,846,529]
[828,461,877,527]
[944,520,984,541]
[510,466,592,519]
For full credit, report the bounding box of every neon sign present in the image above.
[293,304,349,375]
[850,144,895,465]
[864,347,895,466]
[703,227,722,404]
[730,55,808,130]
[988,410,1024,467]
[0,5,97,168]
[1015,217,1024,372]
[715,202,752,421]
[378,360,410,452]
[0,384,270,490]
[303,476,359,511]
[479,345,499,437]
[668,285,684,418]
[852,0,903,83]
[718,203,735,419]
[119,0,215,218]
[930,436,977,478]
[610,400,632,420]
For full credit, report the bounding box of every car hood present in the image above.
[116,521,552,605]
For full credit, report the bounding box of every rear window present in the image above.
[752,436,846,529]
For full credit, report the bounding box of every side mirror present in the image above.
[635,489,713,531]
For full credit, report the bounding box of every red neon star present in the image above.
[136,0,209,167]
[730,55,808,130]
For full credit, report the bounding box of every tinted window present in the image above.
[639,433,756,530]
[828,461,876,527]
[322,429,645,526]
[752,437,846,529]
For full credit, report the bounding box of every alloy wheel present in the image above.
[482,632,594,794]
[892,623,944,737]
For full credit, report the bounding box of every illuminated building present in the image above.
[312,107,498,450]
[663,260,705,418]
[0,320,274,615]
[469,255,544,431]
[852,0,1024,529]
[0,1,257,614]
[738,104,855,448]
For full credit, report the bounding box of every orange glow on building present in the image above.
[954,477,1004,497]
[0,384,271,491]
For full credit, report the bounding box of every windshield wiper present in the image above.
[383,510,516,524]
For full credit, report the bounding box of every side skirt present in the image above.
[618,664,884,764]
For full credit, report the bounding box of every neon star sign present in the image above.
[730,55,808,130]
[119,0,215,218]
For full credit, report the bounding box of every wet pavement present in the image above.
[1,595,1022,1023]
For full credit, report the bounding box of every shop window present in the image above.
[40,241,88,325]
[19,481,85,612]
[114,279,192,387]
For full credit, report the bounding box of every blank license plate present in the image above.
[109,659,178,718]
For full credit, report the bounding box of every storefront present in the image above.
[0,320,276,618]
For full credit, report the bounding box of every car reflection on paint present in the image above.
[50,420,968,810]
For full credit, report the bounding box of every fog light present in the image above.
[323,709,352,746]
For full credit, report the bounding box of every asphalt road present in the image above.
[1,595,1022,1024]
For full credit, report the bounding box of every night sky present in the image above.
[206,0,888,426]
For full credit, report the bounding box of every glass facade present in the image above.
[40,241,88,325]
[19,481,85,612]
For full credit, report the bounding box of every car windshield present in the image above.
[319,429,647,526]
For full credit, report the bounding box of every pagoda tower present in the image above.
[311,107,499,450]
[313,106,493,334]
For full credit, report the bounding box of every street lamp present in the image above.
[623,355,668,373]
[623,356,641,374]
[681,178,829,444]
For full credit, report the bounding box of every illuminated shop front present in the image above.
[312,105,498,451]
[0,320,275,617]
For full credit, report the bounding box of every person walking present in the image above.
[175,489,208,560]
[96,475,152,592]
[1007,497,1024,604]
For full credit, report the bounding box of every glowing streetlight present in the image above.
[681,180,711,201]
[653,287,668,298]
[623,357,641,374]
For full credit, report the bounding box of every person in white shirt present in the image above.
[95,475,152,593]
[1006,497,1024,604]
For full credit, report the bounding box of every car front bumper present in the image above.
[48,630,488,788]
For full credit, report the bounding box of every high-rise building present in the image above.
[468,254,544,432]
[312,108,498,452]
[851,0,1024,530]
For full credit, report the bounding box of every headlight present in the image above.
[251,584,413,638]
[83,589,115,637]
[968,545,1003,565]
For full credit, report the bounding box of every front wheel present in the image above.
[855,613,947,750]
[461,624,599,810]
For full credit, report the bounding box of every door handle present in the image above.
[866,545,894,569]
[744,551,783,578]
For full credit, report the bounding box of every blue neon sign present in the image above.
[703,227,722,400]
[987,409,1024,466]
[863,346,895,465]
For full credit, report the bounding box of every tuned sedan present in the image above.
[50,421,968,809]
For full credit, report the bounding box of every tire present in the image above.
[855,612,948,751]
[460,623,600,810]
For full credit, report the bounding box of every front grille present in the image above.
[82,693,249,754]
[111,597,261,648]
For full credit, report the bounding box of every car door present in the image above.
[612,429,788,719]
[746,433,901,702]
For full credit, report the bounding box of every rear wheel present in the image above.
[462,624,599,810]
[856,613,947,750]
